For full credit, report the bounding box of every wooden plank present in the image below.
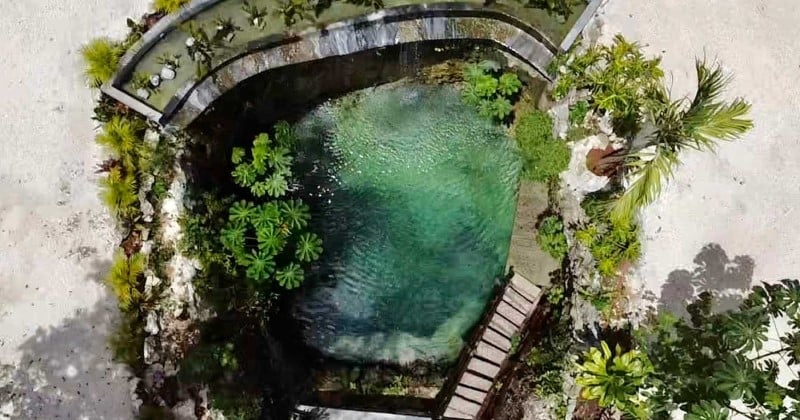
[454,384,487,404]
[467,357,501,379]
[489,313,517,338]
[461,371,493,391]
[447,396,481,418]
[501,292,530,317]
[443,406,473,420]
[483,328,512,351]
[475,341,507,365]
[497,301,525,326]
[505,287,535,312]
[510,274,541,302]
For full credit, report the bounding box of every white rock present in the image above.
[561,134,615,198]
[549,100,570,140]
[145,311,160,335]
[136,88,150,99]
[144,270,162,296]
[160,66,176,80]
[185,37,195,47]
[143,336,160,364]
[172,400,196,420]
[149,74,161,88]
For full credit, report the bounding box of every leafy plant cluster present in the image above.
[462,61,522,122]
[578,281,800,419]
[551,35,753,223]
[513,110,570,182]
[536,215,568,260]
[576,341,653,417]
[519,0,582,20]
[219,124,323,289]
[523,303,573,417]
[154,0,190,14]
[576,195,641,279]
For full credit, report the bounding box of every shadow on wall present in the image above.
[0,290,135,418]
[659,243,755,318]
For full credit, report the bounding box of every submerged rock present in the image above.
[160,66,176,81]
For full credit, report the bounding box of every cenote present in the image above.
[291,84,521,364]
[185,41,544,410]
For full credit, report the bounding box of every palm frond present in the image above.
[611,150,678,224]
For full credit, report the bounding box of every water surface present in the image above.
[293,85,520,364]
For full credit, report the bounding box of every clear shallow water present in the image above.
[292,85,521,364]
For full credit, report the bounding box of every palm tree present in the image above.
[280,199,310,230]
[95,116,145,172]
[244,250,276,283]
[276,263,304,289]
[610,60,753,224]
[105,251,145,310]
[256,224,286,256]
[296,233,323,262]
[252,202,281,229]
[264,172,289,198]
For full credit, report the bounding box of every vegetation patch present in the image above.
[461,60,522,123]
[536,215,568,260]
[514,110,570,182]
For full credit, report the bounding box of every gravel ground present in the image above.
[0,1,148,418]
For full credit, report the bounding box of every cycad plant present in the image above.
[95,116,147,173]
[610,60,753,223]
[81,38,123,87]
[100,167,139,220]
[106,251,146,310]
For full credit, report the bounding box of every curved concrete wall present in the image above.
[103,3,561,128]
[163,5,556,127]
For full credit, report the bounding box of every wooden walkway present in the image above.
[441,274,542,419]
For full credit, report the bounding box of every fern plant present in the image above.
[106,251,146,310]
[81,38,123,87]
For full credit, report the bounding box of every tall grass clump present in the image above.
[81,38,123,87]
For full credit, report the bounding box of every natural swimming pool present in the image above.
[291,84,521,364]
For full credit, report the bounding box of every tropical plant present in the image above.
[182,22,217,78]
[242,1,269,29]
[81,38,123,87]
[550,35,664,136]
[212,16,242,44]
[462,63,522,122]
[153,0,190,14]
[569,100,590,127]
[100,167,139,220]
[577,194,641,278]
[635,281,800,419]
[514,110,571,181]
[275,0,315,26]
[576,341,653,416]
[219,126,322,288]
[610,60,753,223]
[105,250,146,310]
[536,216,569,260]
[156,53,181,70]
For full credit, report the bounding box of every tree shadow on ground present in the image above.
[0,296,135,418]
[659,243,755,318]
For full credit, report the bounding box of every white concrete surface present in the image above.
[598,0,800,404]
[597,0,800,307]
[0,0,149,418]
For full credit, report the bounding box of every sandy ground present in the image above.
[0,0,149,418]
[598,0,800,387]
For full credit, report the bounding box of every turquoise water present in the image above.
[292,85,521,364]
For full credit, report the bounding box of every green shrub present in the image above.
[105,250,146,310]
[550,35,664,136]
[81,38,123,87]
[568,100,589,126]
[462,62,522,122]
[536,216,568,260]
[514,111,570,181]
[576,341,653,417]
[153,0,190,13]
[576,195,641,278]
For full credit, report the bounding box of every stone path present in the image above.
[442,274,541,419]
